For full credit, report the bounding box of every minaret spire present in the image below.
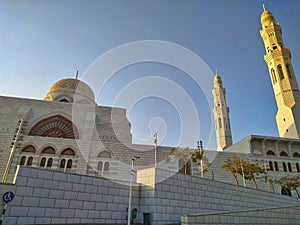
[212,71,233,151]
[262,3,266,11]
[75,70,79,80]
[260,7,300,139]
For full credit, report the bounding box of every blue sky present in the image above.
[0,0,300,150]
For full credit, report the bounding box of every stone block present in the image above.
[33,188,50,198]
[28,207,45,217]
[77,192,90,201]
[101,210,112,218]
[69,200,83,209]
[74,209,88,218]
[9,206,28,216]
[83,201,96,210]
[38,169,53,179]
[43,179,59,189]
[85,184,98,193]
[45,208,60,217]
[17,217,35,224]
[16,186,34,196]
[64,191,78,200]
[58,181,73,191]
[51,218,66,224]
[60,208,75,218]
[66,218,81,224]
[53,172,68,181]
[34,217,52,224]
[22,196,39,207]
[80,176,93,185]
[67,174,81,183]
[49,189,64,199]
[88,210,100,218]
[55,199,70,208]
[39,198,55,207]
[72,183,86,192]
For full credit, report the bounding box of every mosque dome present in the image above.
[44,78,95,103]
[261,8,275,27]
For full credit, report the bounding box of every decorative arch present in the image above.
[280,151,288,157]
[61,148,75,156]
[21,145,36,153]
[41,147,56,154]
[29,115,79,139]
[266,150,275,156]
[97,151,112,158]
[293,152,300,158]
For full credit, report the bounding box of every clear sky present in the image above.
[0,0,300,150]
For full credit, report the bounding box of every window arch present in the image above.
[267,150,275,156]
[22,145,36,153]
[40,158,46,167]
[280,151,288,157]
[293,152,300,158]
[59,98,69,103]
[27,157,33,166]
[47,158,53,168]
[67,159,72,169]
[282,162,287,172]
[60,159,66,169]
[42,147,55,155]
[278,65,284,80]
[98,151,112,158]
[61,148,75,156]
[29,115,79,139]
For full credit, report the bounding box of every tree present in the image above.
[274,175,300,198]
[222,156,241,185]
[191,150,210,178]
[238,161,264,190]
[166,147,193,175]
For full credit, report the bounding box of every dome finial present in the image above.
[75,70,79,80]
[262,3,266,11]
[216,69,218,75]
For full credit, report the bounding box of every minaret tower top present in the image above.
[260,5,300,139]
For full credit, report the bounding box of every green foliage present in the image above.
[166,147,193,175]
[273,175,300,198]
[222,156,241,185]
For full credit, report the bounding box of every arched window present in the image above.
[29,115,79,139]
[67,159,72,169]
[47,158,53,168]
[269,161,273,171]
[20,156,26,165]
[22,145,36,153]
[60,159,66,168]
[98,161,103,171]
[278,65,284,80]
[288,162,292,172]
[59,98,69,103]
[61,148,75,156]
[296,163,300,173]
[42,147,55,155]
[98,151,111,158]
[293,152,300,158]
[283,162,287,172]
[40,158,46,167]
[280,151,288,157]
[267,150,275,156]
[274,161,279,171]
[104,162,109,171]
[271,68,277,84]
[27,157,33,166]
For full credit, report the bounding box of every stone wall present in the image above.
[181,205,300,225]
[1,166,139,225]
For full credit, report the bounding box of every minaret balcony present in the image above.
[264,48,291,63]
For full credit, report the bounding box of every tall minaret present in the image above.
[260,5,300,139]
[212,70,233,151]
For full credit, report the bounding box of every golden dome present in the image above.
[261,6,275,27]
[47,78,95,101]
[214,70,222,86]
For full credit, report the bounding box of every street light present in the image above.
[127,156,140,225]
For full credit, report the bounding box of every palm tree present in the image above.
[166,147,193,175]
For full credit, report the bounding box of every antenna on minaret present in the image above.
[216,69,218,75]
[75,70,79,80]
[262,3,266,11]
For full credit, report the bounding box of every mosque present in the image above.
[0,6,300,225]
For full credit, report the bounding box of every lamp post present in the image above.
[127,156,140,225]
[197,140,204,178]
[153,133,157,168]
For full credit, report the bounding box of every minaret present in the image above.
[212,70,233,151]
[260,5,300,139]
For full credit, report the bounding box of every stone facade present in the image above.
[1,166,300,225]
